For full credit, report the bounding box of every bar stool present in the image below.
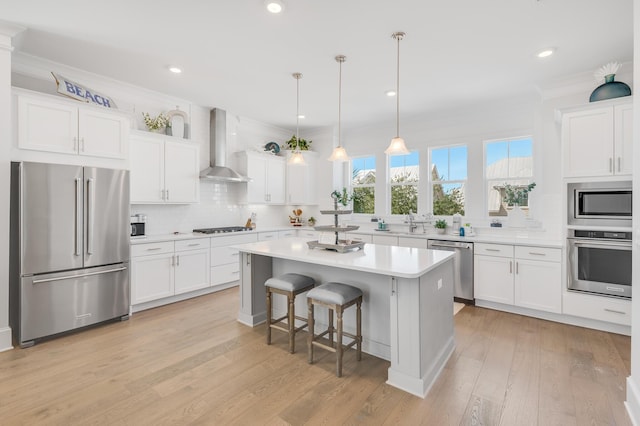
[265,273,315,353]
[307,282,363,377]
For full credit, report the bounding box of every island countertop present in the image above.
[233,237,454,279]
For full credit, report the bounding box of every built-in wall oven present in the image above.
[568,181,632,227]
[567,229,632,299]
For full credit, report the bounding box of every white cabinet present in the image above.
[210,233,258,287]
[174,240,210,295]
[563,290,631,326]
[278,229,297,239]
[372,234,398,246]
[474,243,562,313]
[17,93,129,159]
[561,100,633,178]
[398,236,428,248]
[258,231,279,241]
[238,151,286,204]
[345,233,372,244]
[286,151,317,205]
[131,238,210,306]
[297,229,319,239]
[130,132,199,204]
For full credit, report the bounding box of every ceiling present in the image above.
[2,0,633,131]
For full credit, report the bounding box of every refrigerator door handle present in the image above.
[75,177,82,256]
[32,266,128,284]
[87,178,95,255]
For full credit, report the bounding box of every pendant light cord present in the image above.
[393,32,404,138]
[336,55,346,148]
[292,72,302,152]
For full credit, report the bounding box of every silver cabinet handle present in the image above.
[146,247,162,251]
[188,243,200,247]
[618,157,622,172]
[161,189,165,200]
[33,266,127,284]
[528,252,546,256]
[171,255,175,266]
[486,248,500,252]
[609,158,613,172]
[515,261,519,274]
[75,177,82,256]
[73,136,78,151]
[509,260,513,274]
[176,255,180,266]
[80,137,85,152]
[604,308,626,315]
[86,178,95,255]
[231,252,240,256]
[166,189,169,201]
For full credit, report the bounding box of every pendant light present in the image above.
[288,72,306,165]
[385,32,410,155]
[328,55,350,162]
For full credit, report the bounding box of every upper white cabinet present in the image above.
[238,151,285,204]
[17,92,129,159]
[286,151,318,205]
[130,132,199,204]
[561,99,633,178]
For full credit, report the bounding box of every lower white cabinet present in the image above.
[258,231,279,241]
[563,290,631,326]
[372,234,398,246]
[297,229,319,239]
[131,238,210,306]
[474,243,561,314]
[211,233,258,287]
[398,236,428,249]
[278,229,297,239]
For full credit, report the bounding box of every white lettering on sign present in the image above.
[52,72,118,109]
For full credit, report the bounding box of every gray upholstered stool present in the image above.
[265,273,315,353]
[307,282,363,377]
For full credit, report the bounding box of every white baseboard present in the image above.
[626,376,640,426]
[0,326,14,352]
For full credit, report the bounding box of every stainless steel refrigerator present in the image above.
[10,162,130,347]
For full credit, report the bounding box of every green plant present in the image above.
[285,135,312,150]
[503,182,536,206]
[142,112,169,130]
[307,216,316,225]
[434,219,448,229]
[331,188,362,207]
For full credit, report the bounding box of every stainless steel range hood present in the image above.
[200,108,250,182]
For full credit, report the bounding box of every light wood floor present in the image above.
[0,287,631,425]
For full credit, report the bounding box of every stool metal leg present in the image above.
[356,298,362,361]
[336,306,343,377]
[266,287,272,345]
[288,293,295,353]
[307,298,314,364]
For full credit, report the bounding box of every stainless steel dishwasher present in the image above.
[427,239,474,303]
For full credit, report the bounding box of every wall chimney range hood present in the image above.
[200,108,250,182]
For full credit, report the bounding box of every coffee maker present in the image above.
[130,214,146,237]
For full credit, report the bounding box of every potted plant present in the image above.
[502,182,536,207]
[284,135,312,150]
[307,216,317,226]
[331,188,362,207]
[142,112,170,133]
[434,219,448,234]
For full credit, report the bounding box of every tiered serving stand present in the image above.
[306,195,365,252]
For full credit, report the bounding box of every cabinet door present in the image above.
[164,141,200,203]
[474,255,514,304]
[130,137,165,203]
[614,103,633,176]
[372,235,398,246]
[514,259,561,313]
[78,107,129,159]
[174,249,210,294]
[286,152,316,205]
[131,253,174,304]
[398,237,428,248]
[562,108,614,178]
[246,155,267,203]
[266,156,286,204]
[18,95,78,154]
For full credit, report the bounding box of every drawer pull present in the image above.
[188,243,200,247]
[231,252,239,256]
[485,248,500,252]
[147,247,162,251]
[604,308,626,315]
[528,252,546,256]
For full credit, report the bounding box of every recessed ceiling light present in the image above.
[385,90,397,97]
[168,66,182,74]
[536,48,556,58]
[265,0,284,13]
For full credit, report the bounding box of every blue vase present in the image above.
[590,74,631,102]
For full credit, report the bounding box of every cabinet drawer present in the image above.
[563,291,631,326]
[278,230,297,239]
[131,241,174,257]
[515,246,561,262]
[211,263,240,286]
[210,233,258,247]
[346,233,372,243]
[475,243,513,258]
[211,246,240,267]
[297,230,319,239]
[175,238,210,252]
[258,231,278,241]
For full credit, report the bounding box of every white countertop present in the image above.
[129,226,299,245]
[232,237,455,279]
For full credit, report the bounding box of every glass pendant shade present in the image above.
[328,146,349,162]
[288,72,306,166]
[384,136,410,155]
[288,151,305,165]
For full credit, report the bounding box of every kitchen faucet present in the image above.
[405,212,417,233]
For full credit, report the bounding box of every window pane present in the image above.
[449,146,468,180]
[352,156,376,185]
[431,148,449,181]
[488,179,531,216]
[353,187,375,214]
[433,183,465,215]
[486,141,508,179]
[508,138,532,178]
[391,185,417,215]
[390,152,419,181]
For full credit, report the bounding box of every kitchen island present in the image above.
[234,237,455,398]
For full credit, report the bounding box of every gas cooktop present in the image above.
[193,226,253,234]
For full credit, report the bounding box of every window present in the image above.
[430,145,467,216]
[351,156,376,214]
[485,137,533,216]
[389,151,419,215]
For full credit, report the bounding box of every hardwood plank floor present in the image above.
[0,288,631,425]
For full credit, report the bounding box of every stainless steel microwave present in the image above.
[568,181,632,227]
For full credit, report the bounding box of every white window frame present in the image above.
[349,155,376,216]
[388,150,419,216]
[483,136,534,218]
[428,144,467,217]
